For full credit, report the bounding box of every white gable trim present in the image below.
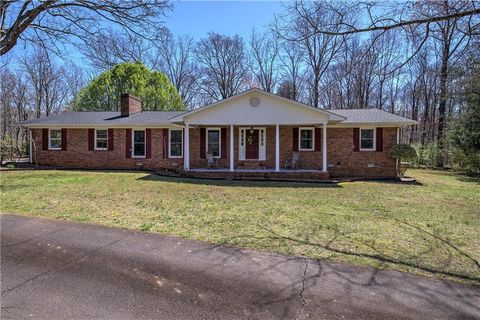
[169,88,346,124]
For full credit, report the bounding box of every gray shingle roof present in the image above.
[330,109,416,125]
[21,108,415,127]
[21,111,183,127]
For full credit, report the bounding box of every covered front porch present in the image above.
[168,88,346,177]
[183,124,329,173]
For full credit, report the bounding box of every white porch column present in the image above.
[322,122,327,173]
[230,125,234,172]
[275,124,280,172]
[184,124,190,171]
[29,129,33,164]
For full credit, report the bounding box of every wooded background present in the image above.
[1,0,479,171]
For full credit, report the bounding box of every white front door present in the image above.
[239,127,266,161]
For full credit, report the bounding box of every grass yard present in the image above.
[1,169,479,284]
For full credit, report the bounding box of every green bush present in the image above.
[410,142,440,168]
[0,134,15,164]
[389,144,418,177]
[450,148,480,176]
[388,144,418,162]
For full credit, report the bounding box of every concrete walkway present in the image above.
[1,214,479,319]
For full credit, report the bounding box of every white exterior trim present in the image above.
[206,127,221,158]
[298,127,315,151]
[48,128,62,150]
[169,88,345,124]
[359,128,376,151]
[131,128,146,158]
[275,125,280,172]
[184,124,189,170]
[29,129,33,163]
[94,129,108,151]
[238,127,266,161]
[169,128,184,158]
[322,123,327,172]
[229,125,234,172]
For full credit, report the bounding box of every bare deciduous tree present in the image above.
[275,0,349,107]
[195,33,249,101]
[0,0,171,55]
[155,33,199,108]
[249,30,279,92]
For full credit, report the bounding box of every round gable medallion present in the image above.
[250,97,260,107]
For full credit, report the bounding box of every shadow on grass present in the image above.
[137,173,343,188]
[239,223,480,284]
[417,169,480,185]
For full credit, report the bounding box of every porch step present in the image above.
[236,162,267,170]
[185,170,330,182]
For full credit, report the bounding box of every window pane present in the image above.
[50,139,61,149]
[96,130,107,139]
[300,129,313,150]
[134,143,145,156]
[361,129,373,139]
[300,129,312,139]
[300,139,312,149]
[171,143,182,156]
[361,139,373,149]
[97,140,107,149]
[134,130,145,143]
[208,144,219,157]
[50,130,61,139]
[171,130,182,143]
[50,130,61,149]
[208,130,219,143]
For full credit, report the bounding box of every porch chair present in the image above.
[206,153,219,169]
[285,152,300,169]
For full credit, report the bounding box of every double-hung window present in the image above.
[207,129,220,158]
[95,129,108,150]
[360,128,375,151]
[169,129,183,158]
[49,129,62,150]
[299,128,314,151]
[132,129,146,157]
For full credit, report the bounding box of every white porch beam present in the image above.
[322,122,327,173]
[184,124,190,171]
[230,125,234,172]
[275,124,280,172]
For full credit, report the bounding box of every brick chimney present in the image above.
[120,93,142,117]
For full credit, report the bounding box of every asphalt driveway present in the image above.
[1,214,479,320]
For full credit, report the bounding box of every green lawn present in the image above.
[1,169,479,284]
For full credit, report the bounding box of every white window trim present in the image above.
[48,128,62,150]
[132,129,146,158]
[206,127,221,159]
[298,127,315,151]
[168,128,183,158]
[94,129,108,151]
[359,128,376,151]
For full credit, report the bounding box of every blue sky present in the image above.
[165,1,284,39]
[5,1,285,69]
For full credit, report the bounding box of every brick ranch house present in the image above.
[21,89,416,180]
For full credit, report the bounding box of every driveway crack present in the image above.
[1,231,135,295]
[294,258,308,320]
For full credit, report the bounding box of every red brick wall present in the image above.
[189,127,231,169]
[31,128,183,170]
[32,126,398,178]
[327,127,397,178]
